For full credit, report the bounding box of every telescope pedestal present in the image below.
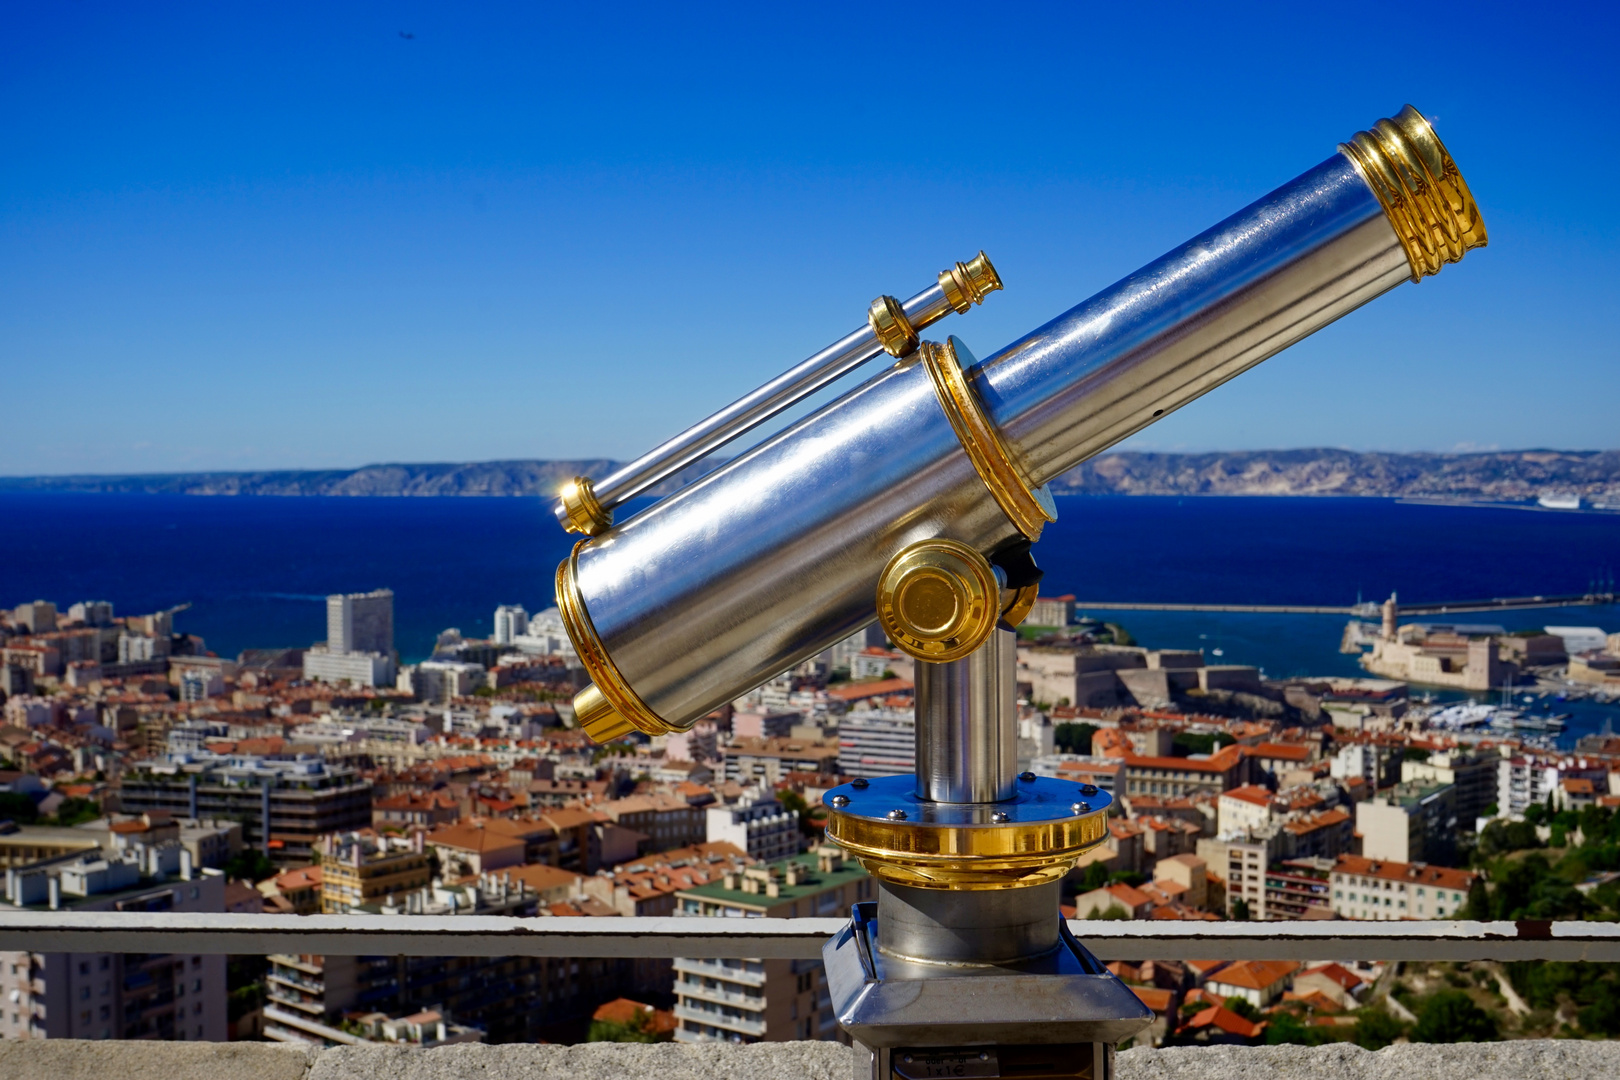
[823,631,1149,1080]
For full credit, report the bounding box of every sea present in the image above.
[3,492,1616,746]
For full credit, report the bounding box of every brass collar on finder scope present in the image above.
[558,476,612,537]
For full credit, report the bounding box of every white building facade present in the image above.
[705,789,800,863]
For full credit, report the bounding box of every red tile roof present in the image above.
[1182,1004,1263,1039]
[1130,986,1174,1012]
[1332,854,1476,891]
[1221,785,1272,808]
[1207,960,1298,991]
[1251,742,1311,762]
[824,678,914,702]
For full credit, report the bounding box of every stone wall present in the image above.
[2,1038,1617,1080]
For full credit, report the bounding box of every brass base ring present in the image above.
[822,775,1111,891]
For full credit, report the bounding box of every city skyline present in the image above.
[3,3,1618,477]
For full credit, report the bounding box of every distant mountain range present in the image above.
[1046,450,1620,500]
[3,450,1617,501]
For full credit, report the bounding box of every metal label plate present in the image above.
[891,1045,1095,1080]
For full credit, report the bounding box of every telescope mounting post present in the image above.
[824,618,1147,1080]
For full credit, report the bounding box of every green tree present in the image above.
[1079,861,1111,891]
[778,789,822,839]
[1231,898,1252,921]
[1173,731,1236,757]
[1477,855,1591,920]
[1477,818,1541,857]
[587,1010,663,1043]
[1353,1007,1407,1050]
[49,797,102,826]
[1265,1010,1338,1046]
[1094,904,1132,921]
[226,848,276,883]
[0,792,39,823]
[1411,990,1496,1043]
[1054,722,1097,754]
[1224,996,1261,1022]
[1579,993,1620,1036]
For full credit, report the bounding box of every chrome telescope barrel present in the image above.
[559,106,1486,741]
[552,254,1003,535]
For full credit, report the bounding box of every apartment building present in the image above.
[1328,740,1403,789]
[1329,855,1475,920]
[264,871,617,1045]
[723,737,841,785]
[317,831,431,913]
[1122,745,1247,799]
[1217,786,1274,836]
[837,709,915,778]
[1402,749,1496,830]
[118,757,372,866]
[598,793,705,852]
[673,846,870,1043]
[0,844,228,1041]
[1261,858,1333,920]
[705,787,800,862]
[1031,754,1126,794]
[1497,754,1611,818]
[1355,781,1457,866]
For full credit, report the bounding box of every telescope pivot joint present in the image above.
[876,538,1001,663]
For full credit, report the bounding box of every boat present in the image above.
[1427,702,1497,730]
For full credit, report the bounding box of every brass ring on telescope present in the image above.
[557,476,613,536]
[825,808,1110,890]
[1339,104,1487,283]
[868,295,920,358]
[876,538,1000,664]
[921,339,1056,541]
[556,540,677,741]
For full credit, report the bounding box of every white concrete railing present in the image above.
[1,911,1618,961]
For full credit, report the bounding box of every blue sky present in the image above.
[2,2,1616,476]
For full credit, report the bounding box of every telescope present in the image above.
[552,106,1484,1073]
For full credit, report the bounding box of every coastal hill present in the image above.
[1047,449,1620,501]
[3,449,1616,501]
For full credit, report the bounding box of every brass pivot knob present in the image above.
[876,538,1000,663]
